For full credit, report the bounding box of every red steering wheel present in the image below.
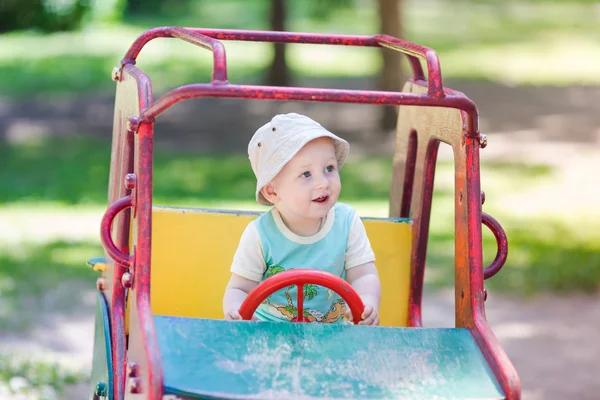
[238,269,365,324]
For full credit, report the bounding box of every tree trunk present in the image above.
[268,0,290,86]
[377,0,404,132]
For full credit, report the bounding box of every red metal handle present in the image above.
[374,34,444,99]
[239,269,365,324]
[100,195,133,267]
[122,26,228,84]
[124,27,442,99]
[482,212,508,279]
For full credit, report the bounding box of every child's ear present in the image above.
[261,183,279,204]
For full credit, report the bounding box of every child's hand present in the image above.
[358,304,379,326]
[345,304,379,326]
[225,309,243,321]
[224,309,258,321]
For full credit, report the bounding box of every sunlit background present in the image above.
[1,0,599,399]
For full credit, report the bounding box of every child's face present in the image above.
[262,137,341,222]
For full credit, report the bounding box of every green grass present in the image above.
[0,354,86,397]
[0,239,99,332]
[1,1,599,98]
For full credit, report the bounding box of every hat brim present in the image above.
[256,128,349,206]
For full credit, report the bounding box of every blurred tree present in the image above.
[89,0,127,23]
[0,0,92,33]
[377,0,404,131]
[265,0,404,132]
[266,0,355,86]
[267,0,290,86]
[125,0,191,16]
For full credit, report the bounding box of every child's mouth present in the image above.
[312,195,329,204]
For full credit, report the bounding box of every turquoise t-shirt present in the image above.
[252,203,360,323]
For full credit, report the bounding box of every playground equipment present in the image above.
[88,26,520,399]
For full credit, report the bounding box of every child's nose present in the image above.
[315,173,329,189]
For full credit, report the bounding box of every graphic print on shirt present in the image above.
[261,265,347,323]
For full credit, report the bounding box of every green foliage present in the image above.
[0,0,92,33]
[0,239,97,331]
[304,284,318,301]
[0,354,86,396]
[265,265,285,278]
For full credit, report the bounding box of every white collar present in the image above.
[271,206,335,244]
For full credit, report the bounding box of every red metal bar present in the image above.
[482,212,508,280]
[121,27,228,84]
[408,139,440,327]
[188,28,426,85]
[238,269,365,324]
[134,121,164,400]
[464,137,520,399]
[100,195,133,267]
[123,27,451,103]
[399,129,418,218]
[296,284,305,323]
[472,319,522,399]
[374,34,443,98]
[140,84,479,136]
[190,28,380,46]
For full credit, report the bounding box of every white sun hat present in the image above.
[248,113,350,206]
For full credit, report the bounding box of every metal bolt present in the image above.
[129,378,142,394]
[125,173,137,190]
[95,382,107,397]
[96,277,106,291]
[484,288,488,302]
[127,362,139,377]
[127,117,139,132]
[112,67,121,82]
[478,134,488,149]
[122,272,133,289]
[481,190,486,205]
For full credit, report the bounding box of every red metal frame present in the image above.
[238,269,365,324]
[482,212,508,279]
[98,26,520,400]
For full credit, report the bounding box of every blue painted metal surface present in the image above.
[154,316,504,399]
[89,291,113,400]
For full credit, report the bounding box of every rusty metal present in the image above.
[125,173,137,190]
[482,213,508,280]
[478,134,488,149]
[406,138,440,328]
[400,130,418,218]
[121,272,133,289]
[100,27,521,400]
[140,83,479,137]
[100,195,134,268]
[112,67,121,82]
[128,378,142,394]
[122,27,479,137]
[122,26,228,84]
[388,79,519,397]
[127,362,139,378]
[106,64,150,400]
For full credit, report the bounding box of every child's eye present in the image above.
[325,165,335,173]
[301,171,311,178]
